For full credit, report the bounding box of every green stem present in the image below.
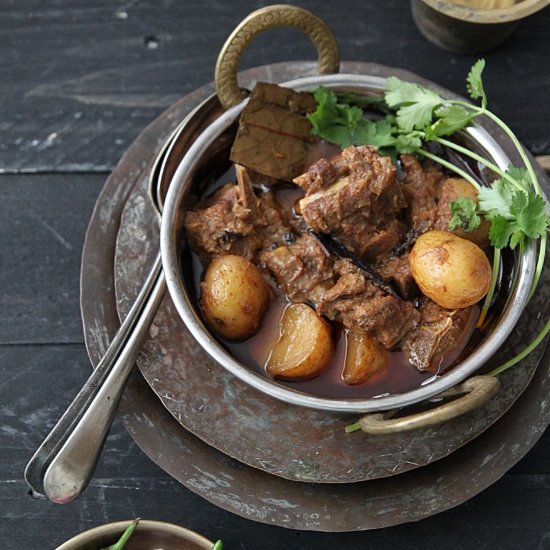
[433,137,525,193]
[483,110,541,196]
[450,100,541,196]
[477,247,501,328]
[417,150,481,191]
[103,519,139,550]
[488,314,550,376]
[451,99,484,113]
[345,421,362,433]
[528,231,547,302]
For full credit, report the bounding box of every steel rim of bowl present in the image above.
[160,73,536,414]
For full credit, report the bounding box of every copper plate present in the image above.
[113,62,548,483]
[81,62,550,531]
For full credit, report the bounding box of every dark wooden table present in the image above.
[1,1,549,548]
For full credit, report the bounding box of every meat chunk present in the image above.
[401,298,479,372]
[318,259,419,349]
[261,234,335,304]
[296,146,407,262]
[184,165,290,262]
[400,154,445,233]
[376,252,418,301]
[294,156,347,195]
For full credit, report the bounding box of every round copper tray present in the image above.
[113,62,547,483]
[81,61,550,530]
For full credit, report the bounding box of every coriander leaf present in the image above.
[467,59,487,108]
[394,131,423,154]
[342,104,365,127]
[384,76,444,132]
[307,86,338,136]
[308,87,364,147]
[395,102,438,132]
[312,85,333,105]
[430,105,475,137]
[506,165,532,192]
[384,77,443,108]
[488,215,516,249]
[308,87,399,149]
[477,179,515,219]
[479,179,547,249]
[510,190,548,239]
[448,198,481,232]
[509,228,525,250]
[384,77,423,106]
[354,118,397,148]
[319,125,355,148]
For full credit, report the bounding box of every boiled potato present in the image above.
[200,254,270,341]
[409,230,492,309]
[266,303,333,380]
[342,331,390,385]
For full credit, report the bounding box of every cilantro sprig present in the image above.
[308,87,395,149]
[308,60,550,377]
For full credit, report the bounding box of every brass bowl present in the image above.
[411,0,550,53]
[55,520,213,550]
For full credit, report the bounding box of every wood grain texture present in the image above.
[2,349,549,548]
[0,174,105,344]
[0,0,548,172]
[0,0,549,548]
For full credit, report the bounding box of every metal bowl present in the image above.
[159,72,536,416]
[55,519,213,550]
[411,0,550,53]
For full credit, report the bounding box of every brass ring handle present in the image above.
[357,375,500,435]
[215,4,340,110]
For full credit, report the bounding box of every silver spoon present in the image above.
[24,93,222,503]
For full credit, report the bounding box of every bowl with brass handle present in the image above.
[159,5,539,432]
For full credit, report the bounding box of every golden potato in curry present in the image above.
[266,303,334,380]
[409,230,492,309]
[200,254,270,341]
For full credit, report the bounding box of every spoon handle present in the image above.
[24,253,164,500]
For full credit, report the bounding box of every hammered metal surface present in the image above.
[80,62,550,530]
[111,62,549,483]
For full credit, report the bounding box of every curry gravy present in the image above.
[185,173,480,400]
[183,146,509,400]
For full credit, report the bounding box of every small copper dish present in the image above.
[55,520,213,550]
[411,0,550,53]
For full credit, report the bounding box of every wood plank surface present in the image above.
[1,1,549,548]
[0,174,105,344]
[0,0,548,173]
[1,340,548,549]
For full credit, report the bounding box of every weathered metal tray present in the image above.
[110,62,548,484]
[81,63,550,530]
